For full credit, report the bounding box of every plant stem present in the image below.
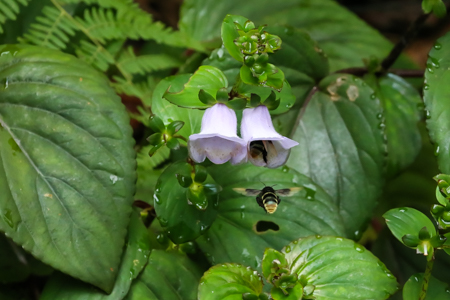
[380,12,430,72]
[419,254,435,300]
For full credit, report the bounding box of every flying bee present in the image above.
[249,140,277,164]
[233,185,302,214]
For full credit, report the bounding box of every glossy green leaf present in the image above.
[196,163,345,270]
[0,234,30,283]
[163,65,228,109]
[39,209,151,300]
[179,0,408,71]
[424,33,450,174]
[221,14,248,62]
[287,74,385,238]
[0,45,135,292]
[383,207,437,246]
[283,236,398,300]
[125,250,203,300]
[152,74,204,141]
[365,73,422,177]
[154,162,218,244]
[271,284,303,300]
[403,273,450,300]
[269,26,329,81]
[198,263,264,300]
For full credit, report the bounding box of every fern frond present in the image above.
[0,0,31,34]
[18,6,77,50]
[117,47,182,75]
[112,76,157,104]
[75,40,114,71]
[69,2,201,49]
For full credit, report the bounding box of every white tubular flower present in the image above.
[241,105,298,168]
[189,103,247,165]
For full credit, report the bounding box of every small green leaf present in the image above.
[436,186,450,207]
[166,137,180,150]
[125,250,202,300]
[250,94,261,107]
[383,207,437,247]
[166,121,185,135]
[402,234,421,248]
[198,263,263,300]
[199,89,217,106]
[148,144,163,157]
[187,187,208,210]
[221,14,249,62]
[176,173,193,188]
[271,283,303,300]
[403,273,450,300]
[154,162,218,243]
[147,133,163,146]
[163,66,228,109]
[261,249,288,282]
[216,88,229,102]
[262,91,280,110]
[149,115,165,132]
[194,165,208,183]
[152,74,204,141]
[283,236,398,300]
[226,98,247,110]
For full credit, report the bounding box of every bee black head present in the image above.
[261,186,276,193]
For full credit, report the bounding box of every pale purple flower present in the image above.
[241,105,298,168]
[189,103,247,164]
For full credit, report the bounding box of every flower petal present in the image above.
[241,105,298,168]
[188,103,247,165]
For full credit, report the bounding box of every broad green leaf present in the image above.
[365,73,422,177]
[0,45,135,292]
[0,233,30,283]
[383,207,436,245]
[221,14,248,62]
[424,33,450,174]
[39,209,151,300]
[268,25,329,136]
[154,162,218,244]
[269,26,329,81]
[198,263,264,300]
[196,163,345,271]
[403,273,450,300]
[125,250,203,300]
[163,65,228,109]
[152,74,203,141]
[287,74,385,238]
[284,236,398,299]
[179,0,410,71]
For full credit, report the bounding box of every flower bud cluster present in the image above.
[188,102,298,168]
[234,21,283,87]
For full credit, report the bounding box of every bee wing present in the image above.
[233,188,261,196]
[276,187,303,197]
